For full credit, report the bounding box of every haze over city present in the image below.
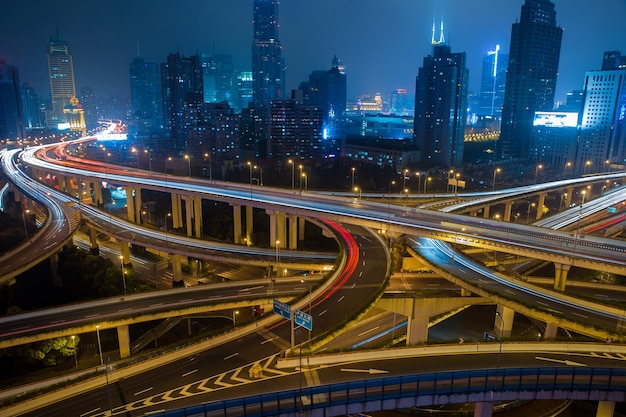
[2,0,625,103]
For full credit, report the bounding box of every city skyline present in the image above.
[1,0,625,105]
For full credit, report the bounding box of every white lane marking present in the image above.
[182,369,198,377]
[80,408,100,417]
[134,387,153,396]
[337,296,345,302]
[358,326,380,337]
[351,283,356,289]
[319,309,328,316]
[224,353,239,360]
[261,337,276,345]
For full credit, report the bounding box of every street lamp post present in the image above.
[232,310,239,327]
[351,167,356,190]
[416,172,422,195]
[119,256,127,295]
[424,176,431,194]
[21,208,29,240]
[402,169,409,193]
[275,240,280,277]
[576,190,587,238]
[204,153,212,180]
[492,168,501,191]
[144,149,152,173]
[564,161,571,176]
[354,186,361,199]
[534,164,543,184]
[526,202,536,222]
[71,335,78,369]
[302,173,308,192]
[96,325,103,366]
[288,159,294,189]
[298,165,303,190]
[495,311,504,390]
[184,155,191,177]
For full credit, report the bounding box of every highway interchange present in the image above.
[2,139,626,415]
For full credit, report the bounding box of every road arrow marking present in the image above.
[535,356,587,367]
[340,368,389,374]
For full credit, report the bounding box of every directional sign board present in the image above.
[294,309,312,331]
[273,299,291,320]
[608,207,617,214]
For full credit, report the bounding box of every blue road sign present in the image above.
[273,299,291,320]
[294,309,312,331]
[608,207,617,213]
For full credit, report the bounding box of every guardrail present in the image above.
[150,367,626,417]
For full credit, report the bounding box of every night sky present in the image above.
[1,0,625,104]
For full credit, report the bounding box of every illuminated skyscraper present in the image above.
[575,51,626,174]
[251,0,285,109]
[413,21,468,166]
[201,53,235,107]
[0,59,24,139]
[478,45,508,117]
[130,56,162,132]
[46,32,76,129]
[498,0,563,159]
[299,56,347,125]
[21,83,44,131]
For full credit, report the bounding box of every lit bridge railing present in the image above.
[151,367,626,417]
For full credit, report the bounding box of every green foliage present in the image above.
[1,335,79,367]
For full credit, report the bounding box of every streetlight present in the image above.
[351,167,356,190]
[402,169,409,193]
[96,325,103,366]
[576,190,587,237]
[204,152,212,180]
[492,167,501,191]
[131,147,140,168]
[184,155,191,177]
[247,161,253,185]
[301,173,308,192]
[232,310,239,327]
[21,208,30,240]
[288,159,295,189]
[415,172,422,195]
[526,202,536,222]
[119,256,127,295]
[354,186,361,199]
[275,240,280,277]
[298,165,303,190]
[254,165,263,185]
[389,180,395,194]
[584,160,592,175]
[144,149,152,172]
[71,335,78,369]
[534,164,543,184]
[495,311,504,391]
[424,176,431,194]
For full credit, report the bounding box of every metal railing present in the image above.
[152,367,626,417]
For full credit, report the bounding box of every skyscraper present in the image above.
[0,59,24,140]
[46,32,76,129]
[498,0,563,159]
[20,83,44,131]
[299,56,347,125]
[576,51,626,174]
[413,23,468,167]
[201,53,235,106]
[251,0,285,109]
[478,45,508,117]
[129,56,162,132]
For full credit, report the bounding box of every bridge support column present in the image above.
[544,322,558,339]
[554,262,571,292]
[482,205,490,219]
[183,196,193,237]
[88,226,99,255]
[58,175,67,193]
[125,187,137,223]
[406,314,429,345]
[50,252,62,287]
[120,241,131,266]
[298,217,305,241]
[461,288,472,297]
[171,254,183,286]
[536,193,546,220]
[565,187,573,208]
[495,305,514,337]
[288,216,298,250]
[474,402,493,417]
[268,211,287,248]
[246,206,253,246]
[117,325,131,359]
[171,193,183,229]
[597,401,616,417]
[232,204,242,244]
[503,201,514,222]
[92,182,103,206]
[193,197,202,238]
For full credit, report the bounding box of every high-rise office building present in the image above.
[201,53,235,107]
[0,59,24,140]
[160,52,203,150]
[268,90,324,161]
[413,23,468,167]
[299,56,347,125]
[498,0,563,159]
[20,83,44,131]
[576,51,626,174]
[235,72,253,113]
[46,32,77,129]
[130,56,162,132]
[251,0,285,109]
[79,86,98,131]
[478,45,508,117]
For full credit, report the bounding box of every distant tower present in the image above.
[46,31,77,129]
[576,51,626,174]
[21,83,44,131]
[79,86,98,130]
[129,56,162,132]
[499,0,563,159]
[0,59,25,140]
[299,56,347,124]
[479,45,508,117]
[413,19,468,166]
[251,0,285,109]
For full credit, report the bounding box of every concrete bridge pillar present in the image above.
[268,210,287,248]
[554,262,571,292]
[171,193,183,229]
[597,401,615,417]
[93,181,103,206]
[536,193,547,220]
[117,325,131,359]
[183,196,193,237]
[50,252,62,287]
[461,288,472,297]
[171,254,183,286]
[503,201,514,222]
[474,402,493,417]
[298,217,305,241]
[482,205,490,219]
[544,322,558,339]
[246,206,253,246]
[495,305,514,337]
[565,187,573,208]
[58,175,67,193]
[193,197,202,238]
[232,204,242,244]
[120,241,131,266]
[469,210,479,217]
[407,314,429,345]
[288,215,298,250]
[125,187,137,223]
[88,226,99,255]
